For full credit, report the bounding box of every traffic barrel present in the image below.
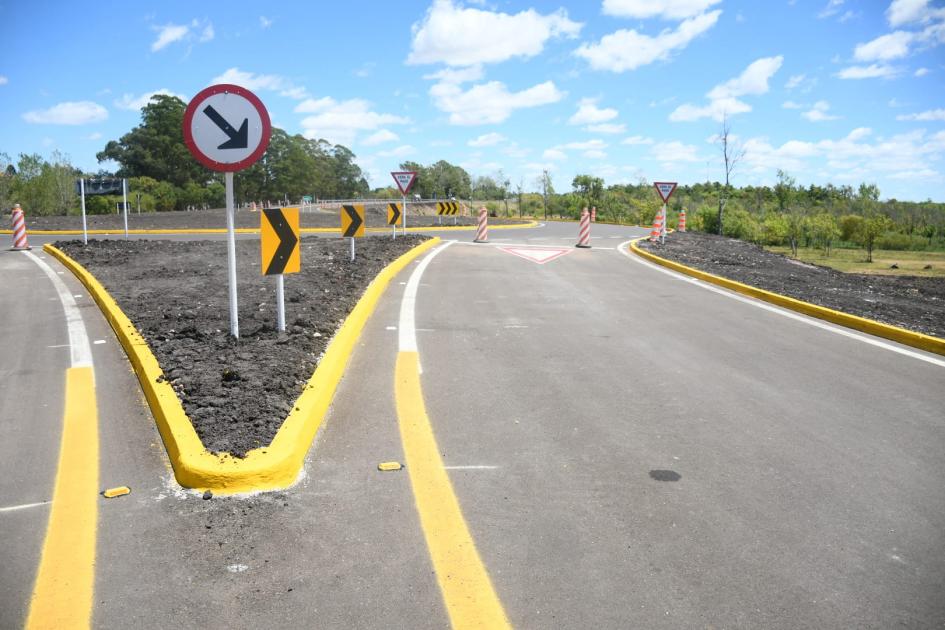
[678,208,686,232]
[9,204,31,251]
[649,209,663,241]
[474,206,489,243]
[576,207,591,248]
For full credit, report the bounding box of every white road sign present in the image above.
[183,84,271,172]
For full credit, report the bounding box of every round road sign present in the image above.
[183,84,271,172]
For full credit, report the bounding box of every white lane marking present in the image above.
[618,240,945,368]
[93,340,106,345]
[443,465,499,470]
[504,325,529,329]
[386,326,398,331]
[24,251,94,369]
[0,501,51,513]
[47,344,70,349]
[452,240,615,251]
[399,242,454,353]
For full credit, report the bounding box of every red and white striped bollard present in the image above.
[591,206,597,222]
[474,206,488,243]
[678,208,686,232]
[9,204,31,251]
[576,207,591,248]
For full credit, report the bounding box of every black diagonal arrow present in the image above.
[343,205,363,237]
[203,105,249,150]
[263,209,298,275]
[388,203,401,225]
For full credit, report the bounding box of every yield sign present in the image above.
[498,246,572,265]
[654,181,677,203]
[183,84,271,172]
[391,171,417,195]
[261,207,300,275]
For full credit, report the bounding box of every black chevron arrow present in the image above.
[203,105,249,150]
[388,203,401,225]
[343,204,363,237]
[263,209,298,275]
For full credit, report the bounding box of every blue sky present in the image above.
[2,0,944,201]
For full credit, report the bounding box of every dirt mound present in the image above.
[639,232,945,339]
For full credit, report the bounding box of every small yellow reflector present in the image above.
[102,486,131,498]
[378,462,403,472]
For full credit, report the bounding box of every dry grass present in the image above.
[766,246,945,278]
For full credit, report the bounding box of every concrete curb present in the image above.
[44,237,442,494]
[6,222,536,236]
[629,239,945,357]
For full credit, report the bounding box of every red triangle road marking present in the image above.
[497,246,573,265]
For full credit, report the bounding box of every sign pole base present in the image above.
[276,274,285,332]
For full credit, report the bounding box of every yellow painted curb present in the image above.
[44,237,442,494]
[629,238,945,357]
[6,221,535,236]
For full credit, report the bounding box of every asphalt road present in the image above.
[3,220,943,628]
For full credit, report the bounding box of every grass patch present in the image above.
[767,246,945,278]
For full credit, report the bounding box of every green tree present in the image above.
[857,213,892,263]
[97,94,207,188]
[571,174,603,207]
[810,213,841,256]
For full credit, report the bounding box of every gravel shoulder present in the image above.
[28,207,527,231]
[638,232,945,339]
[57,235,430,456]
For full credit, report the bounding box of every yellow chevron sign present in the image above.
[436,201,459,216]
[341,204,365,238]
[387,202,402,226]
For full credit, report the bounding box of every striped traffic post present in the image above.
[9,204,31,251]
[576,207,591,248]
[678,208,687,232]
[649,209,663,242]
[474,206,489,243]
[591,206,597,222]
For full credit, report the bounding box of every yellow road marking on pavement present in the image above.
[27,366,98,630]
[395,351,511,630]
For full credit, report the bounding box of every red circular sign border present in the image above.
[182,84,272,172]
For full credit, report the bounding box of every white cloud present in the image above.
[651,140,701,162]
[260,16,273,29]
[115,88,185,111]
[199,24,215,43]
[87,132,102,141]
[423,65,484,84]
[0,75,7,86]
[468,132,506,147]
[575,10,720,72]
[543,148,567,160]
[836,63,901,79]
[915,66,930,76]
[583,149,608,159]
[296,97,408,145]
[559,139,607,151]
[817,0,845,19]
[407,0,581,66]
[602,0,721,19]
[151,23,189,51]
[785,74,806,89]
[622,135,654,145]
[853,31,915,61]
[362,129,400,146]
[22,101,108,125]
[670,55,782,122]
[782,100,804,109]
[211,67,308,99]
[802,100,840,121]
[377,145,415,158]
[429,79,564,125]
[886,0,944,27]
[897,108,945,121]
[568,97,618,124]
[586,123,627,134]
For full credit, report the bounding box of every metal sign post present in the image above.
[402,194,407,236]
[183,83,272,339]
[79,178,88,245]
[122,178,129,238]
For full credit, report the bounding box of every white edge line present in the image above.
[24,250,94,369]
[399,241,454,353]
[0,501,52,513]
[618,240,945,368]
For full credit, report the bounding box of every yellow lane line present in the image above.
[27,366,99,630]
[395,351,511,630]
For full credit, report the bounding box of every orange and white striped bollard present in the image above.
[9,204,31,251]
[474,206,488,243]
[576,207,591,248]
[678,209,686,232]
[649,209,663,241]
[591,206,597,222]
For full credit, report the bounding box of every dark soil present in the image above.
[57,235,430,456]
[638,232,945,339]
[28,207,526,231]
